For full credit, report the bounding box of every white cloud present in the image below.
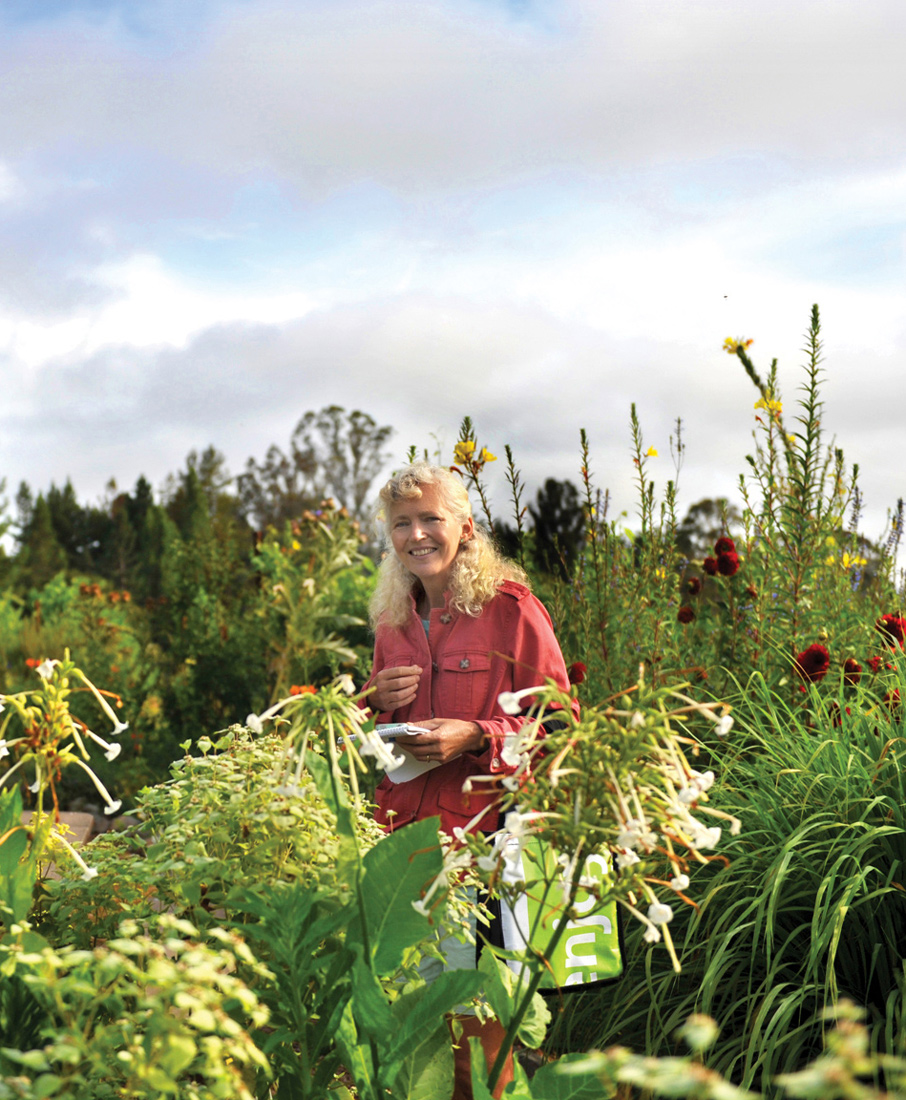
[2,0,905,196]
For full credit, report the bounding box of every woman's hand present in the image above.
[402,718,486,764]
[369,664,422,713]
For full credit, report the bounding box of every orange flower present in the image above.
[290,684,316,696]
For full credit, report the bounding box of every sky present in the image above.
[1,0,905,545]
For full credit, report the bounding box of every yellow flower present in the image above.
[453,440,476,464]
[723,337,754,354]
[754,395,782,416]
[645,446,658,457]
[478,447,497,464]
[841,552,867,569]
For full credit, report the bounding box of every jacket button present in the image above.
[459,658,470,669]
[440,613,452,624]
[432,661,438,673]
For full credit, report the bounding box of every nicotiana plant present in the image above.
[247,669,739,1095]
[0,649,128,890]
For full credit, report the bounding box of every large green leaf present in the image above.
[385,970,485,1066]
[0,789,50,925]
[530,1054,611,1099]
[356,816,445,973]
[478,950,551,1049]
[386,1009,453,1100]
[349,952,394,1040]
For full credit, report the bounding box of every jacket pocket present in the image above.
[439,650,492,716]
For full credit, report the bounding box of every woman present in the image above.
[365,462,576,1099]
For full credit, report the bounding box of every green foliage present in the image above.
[0,915,270,1099]
[251,503,373,700]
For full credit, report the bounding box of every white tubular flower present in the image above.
[28,778,40,793]
[246,714,264,734]
[630,711,645,729]
[51,827,97,881]
[501,776,520,792]
[0,740,8,759]
[104,800,122,816]
[461,778,473,794]
[411,897,431,917]
[670,874,690,891]
[503,810,529,837]
[678,769,716,804]
[616,817,659,853]
[715,715,734,738]
[689,823,722,850]
[111,719,129,736]
[500,731,530,768]
[86,728,122,762]
[497,685,546,716]
[37,659,58,680]
[335,674,356,696]
[358,731,403,773]
[497,692,522,716]
[477,854,499,872]
[616,848,640,870]
[643,923,662,944]
[647,901,674,925]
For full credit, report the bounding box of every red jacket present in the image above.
[364,580,575,836]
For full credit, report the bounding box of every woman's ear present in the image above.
[460,516,475,544]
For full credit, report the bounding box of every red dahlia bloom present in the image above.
[868,655,882,673]
[875,614,906,647]
[794,643,830,682]
[717,552,740,576]
[703,556,718,576]
[884,688,901,713]
[714,537,736,555]
[677,606,695,624]
[687,576,702,595]
[843,658,861,685]
[567,662,587,685]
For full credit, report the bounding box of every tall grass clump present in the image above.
[501,306,906,1093]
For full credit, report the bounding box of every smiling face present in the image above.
[389,482,474,601]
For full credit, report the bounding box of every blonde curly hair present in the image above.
[369,462,528,629]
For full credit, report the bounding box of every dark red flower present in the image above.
[25,657,40,668]
[884,688,901,714]
[714,537,736,556]
[794,643,831,683]
[703,556,718,576]
[687,576,702,595]
[745,585,758,599]
[567,662,587,685]
[875,614,906,647]
[677,606,695,624]
[868,655,883,673]
[717,552,740,577]
[843,658,861,686]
